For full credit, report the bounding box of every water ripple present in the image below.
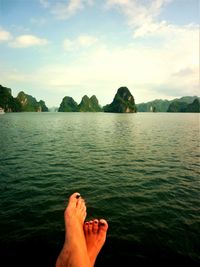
[0,113,199,265]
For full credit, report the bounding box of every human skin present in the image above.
[55,192,108,267]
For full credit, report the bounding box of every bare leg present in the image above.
[84,219,108,267]
[56,192,92,267]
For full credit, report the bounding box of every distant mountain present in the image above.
[186,99,200,112]
[0,85,21,112]
[58,95,102,112]
[58,96,78,112]
[104,87,136,113]
[17,91,48,112]
[78,95,102,112]
[167,101,188,112]
[136,99,170,112]
[0,85,48,112]
[38,100,48,112]
[137,96,200,112]
[167,98,200,112]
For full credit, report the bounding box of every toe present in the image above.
[99,219,108,234]
[69,192,80,204]
[84,221,89,234]
[70,192,80,200]
[77,197,86,210]
[88,220,93,233]
[92,219,99,234]
[66,192,80,210]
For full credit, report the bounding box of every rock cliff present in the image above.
[58,96,78,112]
[17,91,48,112]
[104,87,136,113]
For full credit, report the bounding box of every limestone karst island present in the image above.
[0,84,199,113]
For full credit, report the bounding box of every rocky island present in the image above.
[103,87,137,113]
[78,95,102,112]
[17,91,48,112]
[0,85,21,112]
[167,98,200,113]
[1,83,199,113]
[58,95,102,112]
[0,84,48,112]
[58,96,78,112]
[136,96,200,112]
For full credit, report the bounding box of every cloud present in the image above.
[1,1,198,105]
[173,67,197,78]
[52,0,84,19]
[29,26,198,104]
[41,0,93,19]
[4,18,197,104]
[105,0,175,38]
[0,28,12,42]
[9,34,49,48]
[63,34,98,50]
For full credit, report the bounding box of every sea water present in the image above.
[0,112,199,266]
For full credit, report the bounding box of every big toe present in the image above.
[69,192,81,201]
[68,192,81,207]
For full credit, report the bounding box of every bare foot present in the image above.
[84,219,108,267]
[56,192,91,267]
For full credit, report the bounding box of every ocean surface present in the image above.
[0,112,199,266]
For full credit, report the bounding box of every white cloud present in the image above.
[77,35,98,46]
[30,23,198,104]
[1,1,198,106]
[0,28,12,42]
[41,0,94,19]
[4,19,197,105]
[63,34,98,50]
[9,34,49,48]
[52,0,83,19]
[105,0,174,38]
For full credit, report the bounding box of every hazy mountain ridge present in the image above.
[1,84,199,113]
[136,96,200,112]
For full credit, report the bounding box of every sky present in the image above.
[0,0,199,107]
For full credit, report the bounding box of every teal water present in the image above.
[0,113,199,266]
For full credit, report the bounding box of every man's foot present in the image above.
[84,219,108,267]
[56,192,91,267]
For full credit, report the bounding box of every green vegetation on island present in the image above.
[78,95,102,112]
[58,95,102,112]
[58,96,78,112]
[17,91,48,112]
[0,85,21,112]
[1,83,200,113]
[0,84,48,112]
[104,87,137,113]
[186,99,200,113]
[167,98,200,113]
[136,96,200,112]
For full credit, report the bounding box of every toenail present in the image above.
[100,222,105,226]
[94,221,98,224]
[76,194,80,199]
[89,221,93,224]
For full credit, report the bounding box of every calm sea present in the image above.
[0,112,199,266]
